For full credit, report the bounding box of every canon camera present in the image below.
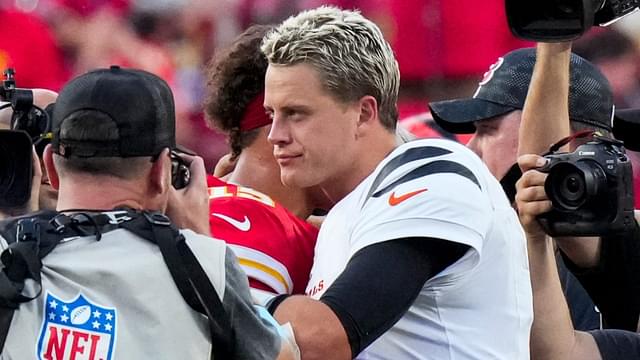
[537,136,635,236]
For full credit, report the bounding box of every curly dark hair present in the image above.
[204,24,273,160]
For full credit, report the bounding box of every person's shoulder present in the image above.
[0,210,59,242]
[373,138,484,189]
[179,229,229,270]
[207,174,227,187]
[0,209,58,225]
[389,138,480,165]
[180,229,230,257]
[180,228,226,244]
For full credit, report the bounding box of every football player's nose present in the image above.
[268,117,291,146]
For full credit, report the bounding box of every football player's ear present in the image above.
[357,95,378,128]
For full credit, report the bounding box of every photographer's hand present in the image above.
[515,154,551,240]
[166,154,211,236]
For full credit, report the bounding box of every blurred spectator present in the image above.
[574,29,640,109]
[54,0,130,16]
[49,0,173,80]
[0,8,67,90]
[236,0,531,120]
[238,0,296,27]
[45,0,228,170]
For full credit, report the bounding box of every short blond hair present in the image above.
[262,6,400,130]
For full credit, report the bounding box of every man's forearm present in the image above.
[518,42,572,156]
[528,233,580,359]
[555,236,602,269]
[274,296,351,360]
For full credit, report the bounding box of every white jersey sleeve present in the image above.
[350,139,495,270]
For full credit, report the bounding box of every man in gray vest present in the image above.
[0,66,296,359]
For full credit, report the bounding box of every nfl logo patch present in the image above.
[36,291,117,360]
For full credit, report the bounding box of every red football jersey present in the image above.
[207,176,318,295]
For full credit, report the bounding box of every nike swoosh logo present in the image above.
[211,213,251,231]
[388,188,428,206]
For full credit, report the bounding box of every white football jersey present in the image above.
[306,139,533,359]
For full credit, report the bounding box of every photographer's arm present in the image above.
[518,42,602,268]
[516,155,601,360]
[518,42,571,156]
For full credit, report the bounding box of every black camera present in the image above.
[506,0,640,41]
[170,150,191,190]
[537,136,635,236]
[0,69,51,208]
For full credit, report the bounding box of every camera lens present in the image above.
[563,175,584,198]
[547,166,587,210]
[545,160,607,211]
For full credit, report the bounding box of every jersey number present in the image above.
[209,186,276,208]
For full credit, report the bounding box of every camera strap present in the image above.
[544,130,596,155]
[0,211,62,351]
[0,210,234,360]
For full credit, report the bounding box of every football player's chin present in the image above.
[280,171,298,188]
[280,170,308,189]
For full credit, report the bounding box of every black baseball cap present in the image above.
[51,65,176,158]
[429,48,614,134]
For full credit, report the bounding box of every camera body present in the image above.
[170,150,190,190]
[506,0,640,41]
[0,69,50,208]
[0,130,34,207]
[538,136,635,236]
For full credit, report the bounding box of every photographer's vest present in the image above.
[0,209,234,359]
